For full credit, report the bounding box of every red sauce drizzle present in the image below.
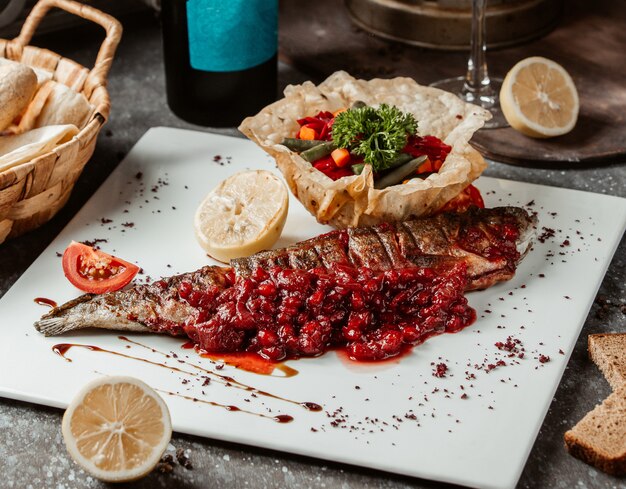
[199,351,299,377]
[334,342,414,370]
[34,297,57,308]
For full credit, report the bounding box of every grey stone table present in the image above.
[1,12,624,489]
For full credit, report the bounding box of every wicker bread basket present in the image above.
[0,0,121,244]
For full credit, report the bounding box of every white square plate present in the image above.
[1,128,625,489]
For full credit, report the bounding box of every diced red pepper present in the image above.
[313,155,354,180]
[404,135,452,163]
[296,111,335,141]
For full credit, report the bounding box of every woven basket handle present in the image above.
[10,0,122,89]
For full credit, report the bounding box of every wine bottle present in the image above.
[161,0,278,127]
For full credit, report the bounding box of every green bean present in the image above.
[351,163,365,175]
[385,152,413,170]
[281,138,327,152]
[374,155,428,189]
[300,141,337,162]
[351,154,410,176]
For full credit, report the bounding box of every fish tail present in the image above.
[33,294,95,336]
[34,294,95,336]
[34,293,154,336]
[33,317,84,336]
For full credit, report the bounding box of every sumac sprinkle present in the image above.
[433,363,448,378]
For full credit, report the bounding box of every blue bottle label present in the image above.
[186,0,278,73]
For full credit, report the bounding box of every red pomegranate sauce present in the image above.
[178,263,475,363]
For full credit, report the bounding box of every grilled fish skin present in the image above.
[34,206,536,337]
[35,266,232,336]
[232,206,536,290]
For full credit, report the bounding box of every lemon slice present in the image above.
[62,376,172,482]
[194,170,289,262]
[500,57,579,138]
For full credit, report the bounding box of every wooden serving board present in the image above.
[278,0,626,166]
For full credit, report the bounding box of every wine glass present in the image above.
[430,0,507,129]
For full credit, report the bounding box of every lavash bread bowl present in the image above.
[240,71,491,229]
[0,0,121,244]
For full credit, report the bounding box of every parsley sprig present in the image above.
[332,104,417,171]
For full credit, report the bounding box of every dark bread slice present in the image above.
[589,333,626,390]
[564,386,626,476]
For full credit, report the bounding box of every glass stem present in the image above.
[464,0,491,95]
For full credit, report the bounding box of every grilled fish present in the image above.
[232,206,536,290]
[34,206,536,338]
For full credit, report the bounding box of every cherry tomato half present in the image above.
[62,241,140,294]
[438,184,485,214]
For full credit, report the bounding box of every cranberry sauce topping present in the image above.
[457,220,521,265]
[178,263,475,362]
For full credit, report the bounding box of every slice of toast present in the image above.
[564,332,626,475]
[589,333,626,390]
[564,386,626,476]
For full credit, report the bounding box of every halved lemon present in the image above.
[500,57,579,138]
[62,376,172,482]
[194,170,289,263]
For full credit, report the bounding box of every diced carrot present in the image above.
[432,159,443,171]
[416,157,433,174]
[333,108,347,117]
[331,148,351,167]
[299,125,318,140]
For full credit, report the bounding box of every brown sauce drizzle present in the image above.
[52,338,322,414]
[34,297,57,308]
[277,364,299,378]
[118,336,320,411]
[53,343,196,379]
[155,389,293,423]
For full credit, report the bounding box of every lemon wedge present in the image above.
[62,376,172,483]
[194,170,289,262]
[500,57,579,138]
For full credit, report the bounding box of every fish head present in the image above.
[515,210,538,261]
[489,206,538,262]
[457,206,538,291]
